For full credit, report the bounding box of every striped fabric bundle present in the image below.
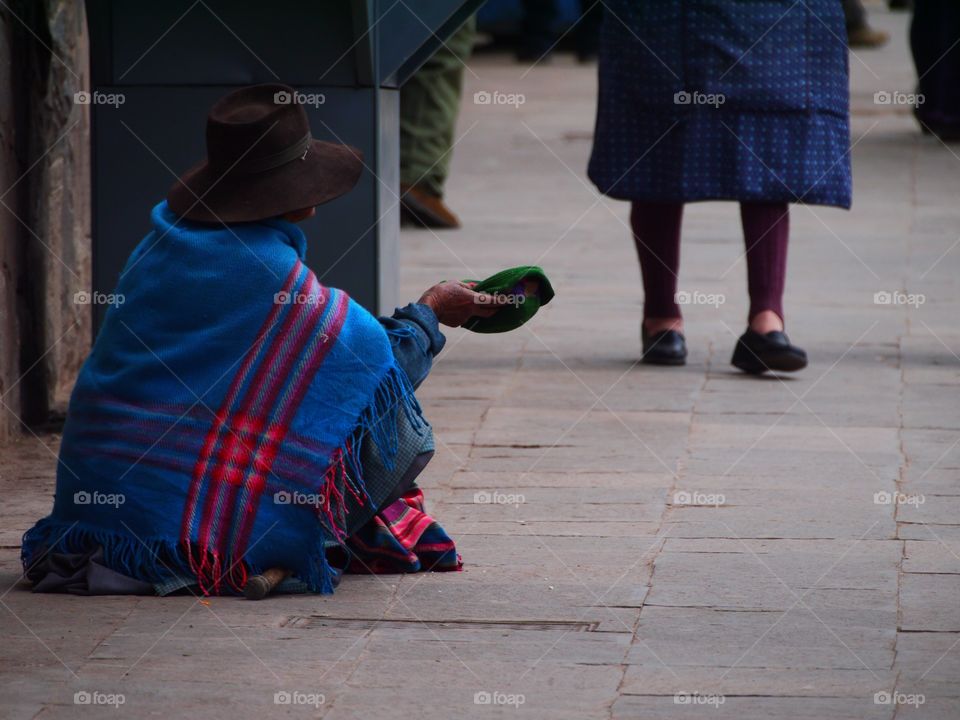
[346,489,462,574]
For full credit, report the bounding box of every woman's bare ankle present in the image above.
[749,310,784,334]
[644,317,684,334]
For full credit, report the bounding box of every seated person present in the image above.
[21,84,501,596]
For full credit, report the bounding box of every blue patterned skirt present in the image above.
[588,0,852,208]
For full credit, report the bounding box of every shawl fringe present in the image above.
[22,365,425,596]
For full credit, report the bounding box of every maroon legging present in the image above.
[631,201,789,323]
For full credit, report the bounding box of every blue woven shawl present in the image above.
[22,201,422,594]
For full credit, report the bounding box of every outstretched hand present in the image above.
[418,282,511,328]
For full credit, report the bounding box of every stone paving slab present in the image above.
[902,540,960,574]
[620,665,894,697]
[611,695,895,720]
[626,605,895,669]
[448,468,667,489]
[900,573,960,632]
[899,524,960,542]
[894,632,960,689]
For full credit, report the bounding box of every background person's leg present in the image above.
[844,0,890,47]
[842,0,868,30]
[399,16,476,228]
[630,201,684,328]
[575,0,603,62]
[911,0,960,140]
[631,201,687,365]
[731,201,806,375]
[740,202,789,328]
[518,0,558,61]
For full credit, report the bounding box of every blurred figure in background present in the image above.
[588,1,851,375]
[843,0,889,48]
[400,18,476,229]
[911,0,960,141]
[517,0,555,61]
[516,0,602,63]
[574,1,603,62]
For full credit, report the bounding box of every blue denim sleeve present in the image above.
[378,303,446,390]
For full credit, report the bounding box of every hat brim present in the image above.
[166,139,363,223]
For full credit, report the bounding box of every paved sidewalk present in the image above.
[2,8,959,719]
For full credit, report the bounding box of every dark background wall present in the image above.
[0,0,90,442]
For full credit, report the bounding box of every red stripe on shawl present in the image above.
[196,276,328,586]
[193,278,320,580]
[180,262,302,552]
[230,287,349,559]
[209,279,332,562]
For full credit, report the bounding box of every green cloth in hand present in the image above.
[462,266,555,333]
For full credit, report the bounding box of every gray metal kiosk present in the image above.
[85,0,481,330]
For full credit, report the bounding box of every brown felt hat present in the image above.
[167,83,363,223]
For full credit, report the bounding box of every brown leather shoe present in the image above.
[400,185,461,229]
[847,26,889,48]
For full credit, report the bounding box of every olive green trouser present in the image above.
[399,16,476,197]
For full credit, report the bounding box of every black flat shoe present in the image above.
[731,329,807,374]
[642,326,687,366]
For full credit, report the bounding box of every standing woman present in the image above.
[911,0,960,141]
[588,2,852,373]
